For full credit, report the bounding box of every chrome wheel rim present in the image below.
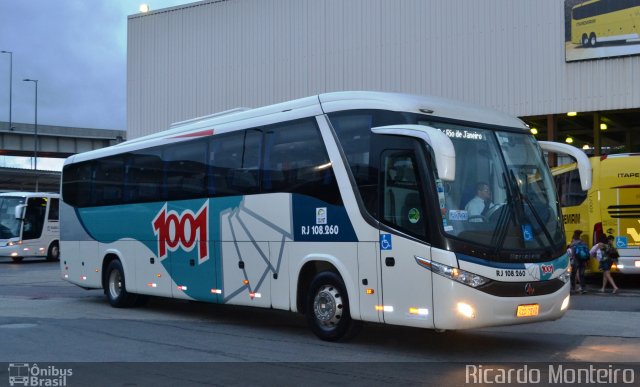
[313,285,343,328]
[109,270,122,299]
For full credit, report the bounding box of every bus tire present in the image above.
[589,33,597,47]
[306,271,361,342]
[105,259,137,308]
[581,34,589,47]
[46,242,60,261]
[11,256,23,263]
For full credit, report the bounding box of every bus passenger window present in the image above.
[164,139,208,200]
[48,198,59,221]
[94,157,125,205]
[235,129,262,195]
[125,151,163,203]
[62,162,93,207]
[262,119,341,205]
[209,132,244,196]
[208,130,262,196]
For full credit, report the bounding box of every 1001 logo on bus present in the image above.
[152,202,209,262]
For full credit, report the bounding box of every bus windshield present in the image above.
[432,124,564,252]
[0,197,25,239]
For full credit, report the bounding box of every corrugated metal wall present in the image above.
[127,0,640,138]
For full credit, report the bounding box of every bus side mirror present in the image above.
[371,125,456,181]
[539,141,592,191]
[15,204,26,220]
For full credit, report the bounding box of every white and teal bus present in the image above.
[60,91,591,341]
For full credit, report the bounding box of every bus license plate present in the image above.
[516,304,539,318]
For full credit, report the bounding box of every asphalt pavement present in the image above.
[1,259,639,386]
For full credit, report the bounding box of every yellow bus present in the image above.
[571,0,640,47]
[552,153,640,274]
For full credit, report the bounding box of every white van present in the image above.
[0,192,60,263]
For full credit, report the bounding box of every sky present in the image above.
[0,0,197,132]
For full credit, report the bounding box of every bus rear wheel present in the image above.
[105,259,137,308]
[581,34,589,47]
[589,33,597,47]
[306,271,360,341]
[11,256,23,263]
[46,242,59,261]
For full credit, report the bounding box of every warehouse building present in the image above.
[127,0,640,158]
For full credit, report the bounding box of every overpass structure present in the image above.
[0,121,126,192]
[0,167,62,192]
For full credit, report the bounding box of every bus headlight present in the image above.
[415,256,491,288]
[457,302,476,318]
[558,270,571,284]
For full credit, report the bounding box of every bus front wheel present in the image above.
[11,256,23,263]
[306,271,361,341]
[105,259,137,308]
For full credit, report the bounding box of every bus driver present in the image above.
[465,182,495,222]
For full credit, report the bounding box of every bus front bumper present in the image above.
[0,244,22,258]
[613,253,640,274]
[0,243,47,258]
[432,275,570,330]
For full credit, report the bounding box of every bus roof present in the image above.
[551,153,640,176]
[573,0,599,9]
[66,91,528,165]
[318,91,527,129]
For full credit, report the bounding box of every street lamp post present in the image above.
[1,50,11,130]
[23,78,38,192]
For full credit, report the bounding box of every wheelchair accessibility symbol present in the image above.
[522,224,533,241]
[616,236,628,249]
[380,234,392,250]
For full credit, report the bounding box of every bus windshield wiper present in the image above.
[491,172,519,253]
[508,170,553,252]
[491,193,512,255]
[522,194,555,248]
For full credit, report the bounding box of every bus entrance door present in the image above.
[377,140,435,329]
[378,231,434,328]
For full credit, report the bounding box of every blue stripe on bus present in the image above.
[77,197,242,303]
[456,254,527,269]
[457,252,569,271]
[75,194,357,302]
[292,195,358,242]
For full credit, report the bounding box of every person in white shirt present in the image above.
[465,182,494,222]
[590,233,619,293]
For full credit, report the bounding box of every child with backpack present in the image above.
[569,230,589,294]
